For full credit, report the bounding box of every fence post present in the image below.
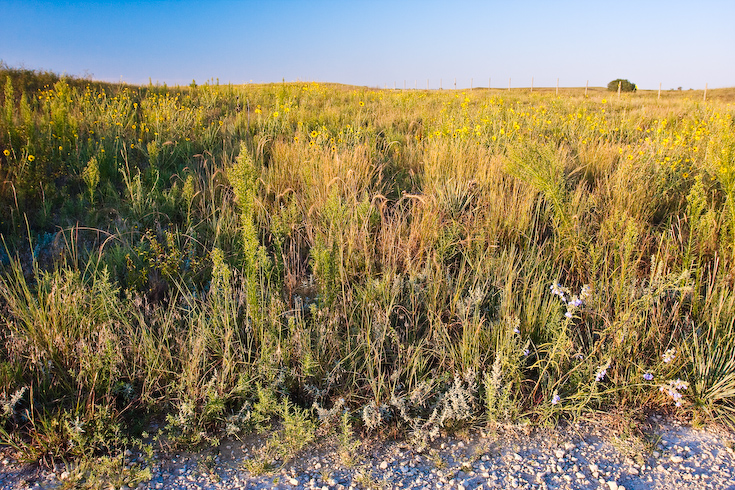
[658,82,661,100]
[617,81,621,98]
[585,80,588,97]
[704,83,708,102]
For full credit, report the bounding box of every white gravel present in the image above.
[2,414,734,489]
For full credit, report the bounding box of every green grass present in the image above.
[1,66,735,472]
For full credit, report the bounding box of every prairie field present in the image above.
[1,67,734,469]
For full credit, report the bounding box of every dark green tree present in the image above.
[607,79,637,92]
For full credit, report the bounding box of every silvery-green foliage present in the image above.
[0,386,27,421]
[224,402,254,437]
[361,400,390,431]
[458,286,485,318]
[484,351,516,424]
[436,371,478,428]
[313,397,346,425]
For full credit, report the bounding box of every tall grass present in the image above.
[1,68,735,466]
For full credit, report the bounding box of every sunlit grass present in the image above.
[1,66,735,471]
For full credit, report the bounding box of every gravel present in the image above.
[2,414,734,489]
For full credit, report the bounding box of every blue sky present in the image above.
[2,0,734,90]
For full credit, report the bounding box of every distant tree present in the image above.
[607,79,637,92]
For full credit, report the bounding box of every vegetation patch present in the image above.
[1,66,734,483]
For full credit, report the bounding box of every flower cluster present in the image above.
[662,348,676,364]
[550,282,592,319]
[594,361,610,382]
[659,379,689,407]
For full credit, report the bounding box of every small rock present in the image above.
[289,477,299,486]
[554,449,565,459]
[607,481,618,490]
[379,461,389,470]
[652,451,661,458]
[671,455,684,463]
